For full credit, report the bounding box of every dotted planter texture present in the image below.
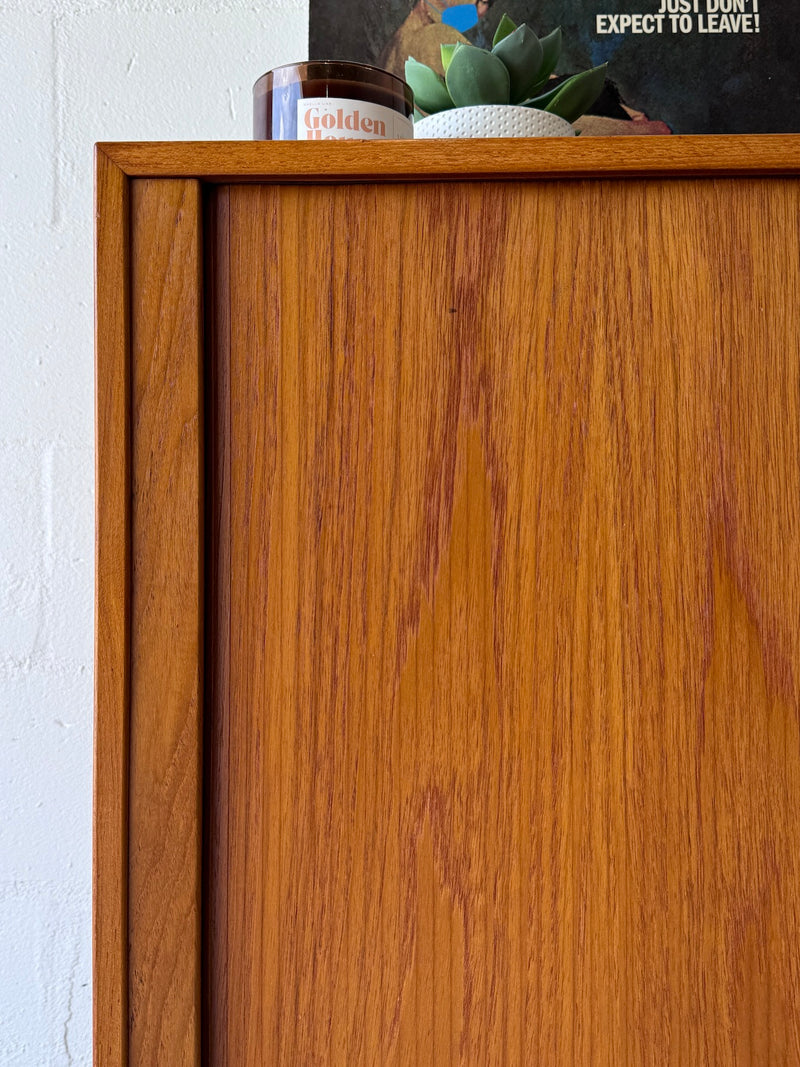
[413,105,576,139]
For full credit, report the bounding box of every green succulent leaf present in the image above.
[527,26,562,95]
[544,63,607,123]
[520,80,565,111]
[445,43,511,106]
[440,43,457,73]
[405,57,454,114]
[492,24,544,104]
[492,13,517,47]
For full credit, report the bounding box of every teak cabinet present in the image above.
[95,138,800,1066]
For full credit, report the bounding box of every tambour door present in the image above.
[95,140,800,1067]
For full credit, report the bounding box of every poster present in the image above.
[309,0,800,134]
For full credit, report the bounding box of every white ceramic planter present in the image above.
[413,105,575,139]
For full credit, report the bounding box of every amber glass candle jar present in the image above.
[253,61,414,141]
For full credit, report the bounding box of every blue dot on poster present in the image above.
[442,4,478,32]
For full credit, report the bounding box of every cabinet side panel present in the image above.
[94,147,130,1067]
[128,178,203,1066]
[213,176,800,1066]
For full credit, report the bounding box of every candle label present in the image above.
[297,97,413,140]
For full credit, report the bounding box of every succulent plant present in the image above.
[405,13,607,124]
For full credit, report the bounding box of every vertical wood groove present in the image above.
[203,184,231,1066]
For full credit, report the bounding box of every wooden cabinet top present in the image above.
[96,134,800,184]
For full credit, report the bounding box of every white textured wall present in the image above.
[0,2,307,1062]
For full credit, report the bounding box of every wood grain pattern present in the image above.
[205,176,800,1065]
[128,179,203,1065]
[97,145,800,1066]
[94,145,131,1067]
[98,135,800,184]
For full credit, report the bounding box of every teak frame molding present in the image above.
[97,136,800,183]
[94,136,800,1067]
